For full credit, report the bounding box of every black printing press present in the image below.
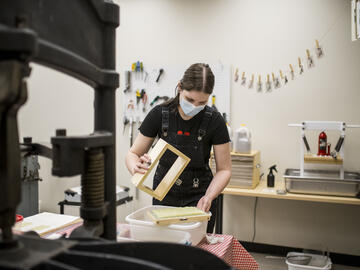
[0,1,233,269]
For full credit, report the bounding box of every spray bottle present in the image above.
[267,165,277,188]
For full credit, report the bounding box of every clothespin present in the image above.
[249,74,254,88]
[241,72,246,85]
[272,72,280,88]
[315,39,323,57]
[234,68,239,82]
[306,49,314,68]
[257,75,262,92]
[266,74,271,91]
[280,69,288,84]
[298,57,304,74]
[289,64,294,80]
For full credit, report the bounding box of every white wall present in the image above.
[18,0,360,255]
[114,0,360,255]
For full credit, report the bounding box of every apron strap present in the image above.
[197,106,213,141]
[161,106,169,137]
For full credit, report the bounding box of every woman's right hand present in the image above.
[131,153,152,175]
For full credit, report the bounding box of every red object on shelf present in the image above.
[327,143,331,156]
[16,214,23,223]
[318,131,327,156]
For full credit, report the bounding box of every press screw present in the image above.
[23,137,32,143]
[56,129,67,136]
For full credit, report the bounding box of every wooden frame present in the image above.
[131,138,190,201]
[147,207,211,226]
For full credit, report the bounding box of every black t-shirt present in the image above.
[139,104,230,165]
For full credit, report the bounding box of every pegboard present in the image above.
[121,63,230,142]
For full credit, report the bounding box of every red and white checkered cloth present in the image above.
[197,234,259,270]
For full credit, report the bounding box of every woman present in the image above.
[125,63,231,232]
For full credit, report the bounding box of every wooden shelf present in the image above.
[230,150,259,157]
[304,154,343,165]
[223,179,360,205]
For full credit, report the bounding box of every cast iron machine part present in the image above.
[22,130,115,238]
[0,1,234,269]
[0,0,118,267]
[0,61,29,247]
[0,0,119,242]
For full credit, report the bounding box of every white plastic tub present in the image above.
[117,223,191,245]
[286,252,332,270]
[125,205,210,245]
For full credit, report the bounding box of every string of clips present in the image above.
[234,39,324,92]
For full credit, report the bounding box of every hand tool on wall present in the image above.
[241,72,246,85]
[129,116,134,146]
[156,68,164,83]
[330,135,345,159]
[234,68,239,82]
[266,74,271,91]
[306,49,314,68]
[257,75,262,92]
[136,89,141,105]
[298,57,304,74]
[150,96,159,106]
[136,61,143,79]
[123,70,131,93]
[150,95,169,106]
[123,115,129,134]
[141,89,148,112]
[135,61,140,79]
[131,62,136,78]
[211,95,218,111]
[126,100,135,146]
[315,39,323,58]
[132,61,143,79]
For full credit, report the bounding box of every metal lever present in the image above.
[331,135,345,159]
[302,135,311,152]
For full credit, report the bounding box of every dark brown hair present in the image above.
[163,63,215,107]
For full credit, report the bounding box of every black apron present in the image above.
[152,105,217,233]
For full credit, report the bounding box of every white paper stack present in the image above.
[211,154,254,187]
[14,212,81,237]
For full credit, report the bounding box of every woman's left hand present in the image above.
[197,195,212,212]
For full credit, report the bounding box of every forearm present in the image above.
[125,151,140,175]
[205,169,231,200]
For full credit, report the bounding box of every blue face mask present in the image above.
[180,96,205,117]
